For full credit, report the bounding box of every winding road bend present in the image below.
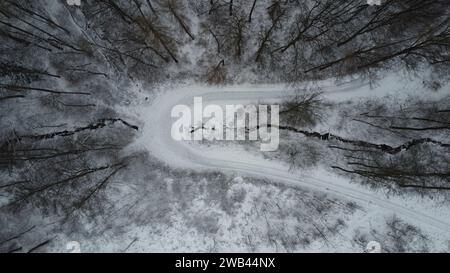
[135,79,450,235]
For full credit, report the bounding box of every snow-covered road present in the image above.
[132,76,450,237]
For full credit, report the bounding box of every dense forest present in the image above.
[1,0,449,253]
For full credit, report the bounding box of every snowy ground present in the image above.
[36,72,450,253]
[104,71,450,252]
[1,0,449,254]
